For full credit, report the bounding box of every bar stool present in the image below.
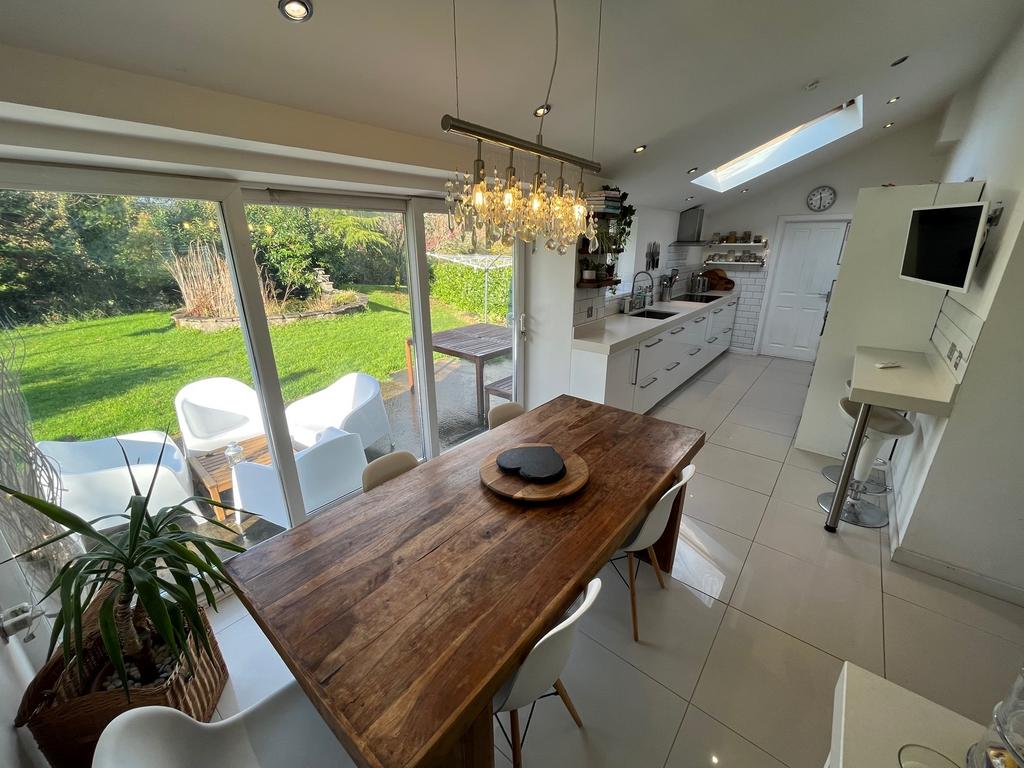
[822,381,893,495]
[817,397,913,528]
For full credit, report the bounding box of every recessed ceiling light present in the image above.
[278,0,312,22]
[534,104,551,117]
[740,188,749,193]
[886,96,901,104]
[883,121,895,128]
[687,166,699,174]
[686,195,695,201]
[633,144,647,154]
[804,79,821,91]
[890,55,908,67]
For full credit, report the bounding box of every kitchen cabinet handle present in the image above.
[708,336,719,343]
[665,361,681,371]
[631,348,639,385]
[723,327,732,333]
[669,326,685,335]
[639,376,658,389]
[727,301,737,306]
[643,338,663,348]
[688,348,701,356]
[694,316,706,323]
[713,308,723,314]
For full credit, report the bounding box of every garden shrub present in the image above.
[428,259,511,325]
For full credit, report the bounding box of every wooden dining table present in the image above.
[225,395,704,768]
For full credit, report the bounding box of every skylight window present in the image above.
[693,96,863,193]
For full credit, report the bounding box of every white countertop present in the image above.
[850,346,959,417]
[572,291,736,355]
[831,662,984,767]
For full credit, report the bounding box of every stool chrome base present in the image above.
[822,465,887,495]
[817,492,889,529]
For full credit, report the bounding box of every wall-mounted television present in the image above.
[900,201,989,293]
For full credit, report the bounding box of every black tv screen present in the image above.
[901,202,987,293]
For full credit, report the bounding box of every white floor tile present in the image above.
[732,543,885,674]
[771,464,833,512]
[767,357,814,373]
[883,594,1024,723]
[755,497,881,587]
[882,557,1024,647]
[710,421,792,461]
[683,473,769,539]
[738,379,809,416]
[673,516,752,602]
[785,444,838,472]
[665,705,787,768]
[724,405,800,437]
[582,563,726,699]
[215,615,294,717]
[693,608,842,768]
[653,398,734,435]
[757,364,814,387]
[207,592,250,633]
[695,443,782,495]
[511,632,687,768]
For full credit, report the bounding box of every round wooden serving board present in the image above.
[480,444,589,502]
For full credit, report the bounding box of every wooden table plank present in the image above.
[430,323,513,418]
[226,396,704,768]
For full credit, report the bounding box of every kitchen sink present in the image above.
[630,309,679,320]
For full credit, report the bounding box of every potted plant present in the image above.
[593,186,636,256]
[3,442,243,768]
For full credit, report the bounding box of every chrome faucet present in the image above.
[630,270,654,311]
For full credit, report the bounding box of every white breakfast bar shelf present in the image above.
[569,291,738,413]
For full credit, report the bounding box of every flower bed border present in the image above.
[172,293,368,332]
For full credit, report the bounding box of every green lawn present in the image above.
[19,286,470,442]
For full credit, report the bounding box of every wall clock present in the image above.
[807,185,837,212]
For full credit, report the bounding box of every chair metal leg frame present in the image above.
[494,681,582,767]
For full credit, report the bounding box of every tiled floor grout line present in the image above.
[576,623,693,703]
[686,703,795,768]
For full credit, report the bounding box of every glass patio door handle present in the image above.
[518,313,527,339]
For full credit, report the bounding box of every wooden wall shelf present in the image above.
[576,277,622,288]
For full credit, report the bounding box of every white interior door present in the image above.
[761,219,848,361]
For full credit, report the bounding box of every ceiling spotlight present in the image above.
[886,96,901,104]
[687,166,699,174]
[890,55,908,67]
[278,0,312,22]
[633,144,647,154]
[534,104,552,117]
[883,121,895,128]
[804,79,821,91]
[686,195,695,201]
[740,187,749,193]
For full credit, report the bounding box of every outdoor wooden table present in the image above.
[430,323,513,419]
[225,395,704,768]
[188,435,273,509]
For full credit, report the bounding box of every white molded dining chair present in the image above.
[488,402,525,429]
[232,428,367,528]
[362,450,418,492]
[285,372,393,451]
[493,578,601,768]
[92,679,355,768]
[613,464,696,642]
[175,377,265,456]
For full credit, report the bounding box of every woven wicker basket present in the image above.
[15,605,227,768]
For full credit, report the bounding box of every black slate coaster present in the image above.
[496,445,567,484]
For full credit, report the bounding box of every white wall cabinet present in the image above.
[570,296,737,414]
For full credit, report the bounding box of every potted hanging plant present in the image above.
[592,186,636,256]
[3,441,243,768]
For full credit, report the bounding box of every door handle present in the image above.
[631,348,639,385]
[643,338,663,348]
[669,326,685,335]
[712,308,723,314]
[723,327,732,333]
[707,336,718,343]
[694,316,706,323]
[518,313,527,339]
[639,376,658,389]
[727,301,737,306]
[665,361,681,371]
[688,348,701,356]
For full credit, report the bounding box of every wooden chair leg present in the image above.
[553,678,583,728]
[510,709,522,768]
[647,545,667,589]
[627,552,639,642]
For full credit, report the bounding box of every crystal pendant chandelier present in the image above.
[443,0,601,252]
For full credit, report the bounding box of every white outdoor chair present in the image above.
[92,679,355,768]
[37,430,195,527]
[175,378,265,457]
[285,372,392,451]
[362,450,419,492]
[493,578,601,768]
[232,428,367,529]
[612,465,696,642]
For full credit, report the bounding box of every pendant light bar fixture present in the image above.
[440,117,601,175]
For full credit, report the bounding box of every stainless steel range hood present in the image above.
[672,206,706,245]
